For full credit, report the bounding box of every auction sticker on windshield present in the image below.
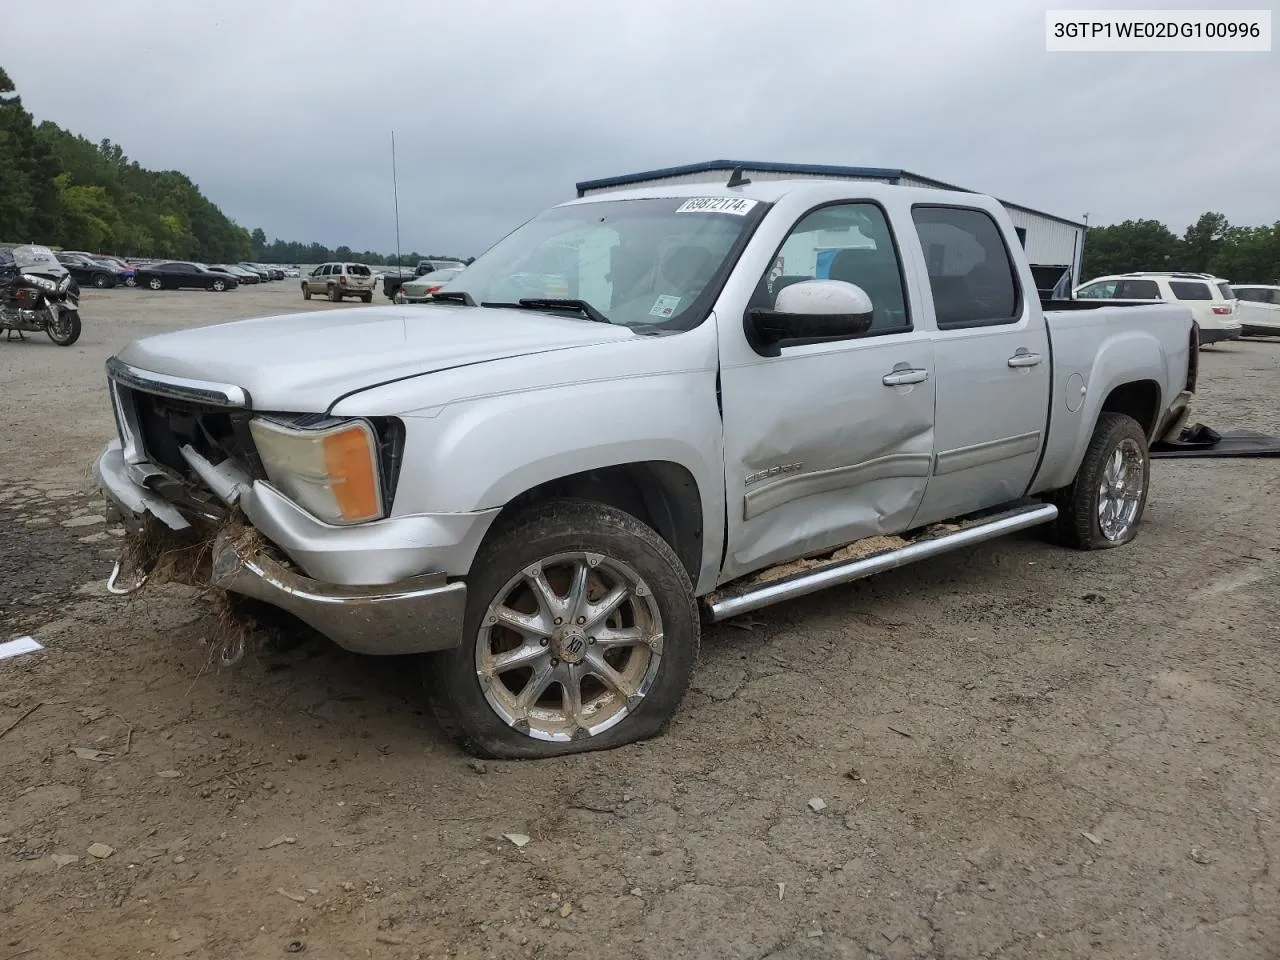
[649,294,682,318]
[675,197,759,215]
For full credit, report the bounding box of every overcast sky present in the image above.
[3,0,1276,257]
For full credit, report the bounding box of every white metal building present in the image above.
[575,160,1087,289]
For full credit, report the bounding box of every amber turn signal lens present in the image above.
[322,425,382,523]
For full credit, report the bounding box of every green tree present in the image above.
[1082,219,1182,279]
[1180,212,1230,273]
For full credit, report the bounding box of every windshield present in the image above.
[442,196,767,328]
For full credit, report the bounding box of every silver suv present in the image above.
[301,262,374,302]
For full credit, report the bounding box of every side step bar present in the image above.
[705,502,1059,623]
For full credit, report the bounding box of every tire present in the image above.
[124,275,136,287]
[92,273,110,289]
[211,279,226,292]
[148,277,163,291]
[46,308,81,346]
[360,292,372,303]
[1050,412,1150,550]
[302,283,311,300]
[328,285,341,302]
[424,499,699,759]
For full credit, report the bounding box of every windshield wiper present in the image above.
[428,290,476,306]
[481,298,611,325]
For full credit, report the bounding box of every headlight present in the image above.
[248,417,385,525]
[22,274,57,293]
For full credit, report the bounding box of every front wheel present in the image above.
[328,285,341,302]
[148,277,163,291]
[211,279,226,292]
[1050,412,1150,550]
[92,273,110,289]
[424,499,699,759]
[302,283,311,300]
[46,308,81,346]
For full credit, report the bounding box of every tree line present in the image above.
[0,67,467,266]
[1081,212,1279,283]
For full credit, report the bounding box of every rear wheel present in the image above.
[92,273,110,289]
[124,275,136,287]
[1050,412,1150,550]
[424,499,699,759]
[148,277,163,291]
[360,292,372,303]
[328,285,341,302]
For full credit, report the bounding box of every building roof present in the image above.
[574,159,1086,230]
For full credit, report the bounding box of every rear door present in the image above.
[908,204,1052,527]
[718,199,937,580]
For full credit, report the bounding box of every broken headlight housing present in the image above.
[248,415,402,525]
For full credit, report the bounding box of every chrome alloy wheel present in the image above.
[1097,437,1145,541]
[475,551,664,742]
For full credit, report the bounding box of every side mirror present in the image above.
[746,279,874,356]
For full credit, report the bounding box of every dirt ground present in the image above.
[2,283,1278,960]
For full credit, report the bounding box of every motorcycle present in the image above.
[0,250,82,347]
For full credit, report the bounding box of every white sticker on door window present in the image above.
[674,197,758,216]
[649,295,682,318]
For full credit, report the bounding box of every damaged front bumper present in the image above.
[93,439,478,656]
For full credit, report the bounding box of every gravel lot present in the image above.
[1,284,1278,960]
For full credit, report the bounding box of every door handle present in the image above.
[1007,352,1043,368]
[882,368,929,386]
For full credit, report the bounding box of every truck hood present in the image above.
[115,304,636,411]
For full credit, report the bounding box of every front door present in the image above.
[907,204,1052,527]
[718,200,936,581]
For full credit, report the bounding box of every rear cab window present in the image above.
[911,206,1021,328]
[347,264,371,276]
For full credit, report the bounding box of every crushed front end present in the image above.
[94,357,469,658]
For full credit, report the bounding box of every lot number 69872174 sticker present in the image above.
[674,197,758,215]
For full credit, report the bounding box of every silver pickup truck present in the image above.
[95,178,1197,758]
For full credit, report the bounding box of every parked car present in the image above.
[394,267,465,303]
[283,266,300,278]
[236,263,271,281]
[93,255,139,286]
[136,261,239,292]
[415,258,467,277]
[95,179,1198,759]
[261,264,285,281]
[1074,272,1241,344]
[209,264,261,284]
[300,262,374,302]
[380,266,419,300]
[56,252,122,289]
[1231,284,1280,336]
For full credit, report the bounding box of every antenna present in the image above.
[726,165,751,188]
[391,130,403,271]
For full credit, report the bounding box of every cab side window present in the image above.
[754,202,910,336]
[912,206,1021,328]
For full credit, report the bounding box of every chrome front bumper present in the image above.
[94,439,484,655]
[210,530,466,655]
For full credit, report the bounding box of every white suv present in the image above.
[1074,272,1242,344]
[1232,284,1280,336]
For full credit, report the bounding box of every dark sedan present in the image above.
[136,261,239,292]
[55,252,121,289]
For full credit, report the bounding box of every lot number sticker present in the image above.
[675,197,758,216]
[649,295,682,318]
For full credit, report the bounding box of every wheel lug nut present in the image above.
[576,616,586,625]
[539,638,549,646]
[550,658,559,666]
[554,617,562,625]
[588,637,595,645]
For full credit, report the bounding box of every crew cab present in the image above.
[94,178,1197,759]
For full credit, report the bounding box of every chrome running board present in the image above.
[705,502,1059,622]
